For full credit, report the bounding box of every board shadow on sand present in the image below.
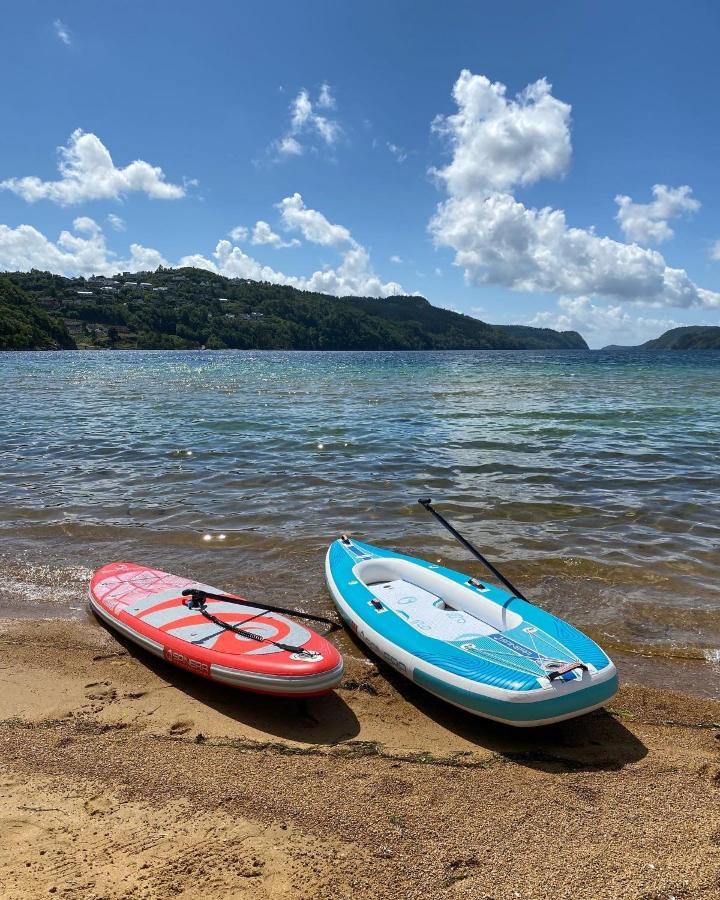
[91,616,361,745]
[340,629,648,773]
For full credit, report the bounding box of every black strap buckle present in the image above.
[182,589,208,611]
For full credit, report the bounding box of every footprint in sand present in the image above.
[168,719,194,736]
[83,795,117,816]
[84,681,117,702]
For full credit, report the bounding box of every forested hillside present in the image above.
[0,278,75,350]
[641,326,720,350]
[1,268,588,351]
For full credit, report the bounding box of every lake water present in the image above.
[2,349,719,697]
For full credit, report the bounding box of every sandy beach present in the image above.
[0,616,718,899]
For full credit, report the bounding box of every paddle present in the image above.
[181,588,342,635]
[417,498,529,602]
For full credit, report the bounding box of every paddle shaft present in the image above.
[181,588,341,634]
[417,499,529,602]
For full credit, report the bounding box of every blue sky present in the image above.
[1,0,720,346]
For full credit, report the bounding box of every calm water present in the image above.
[2,349,719,697]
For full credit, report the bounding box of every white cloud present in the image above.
[0,129,187,205]
[250,220,300,248]
[305,245,402,297]
[178,239,402,298]
[290,90,313,131]
[0,218,169,276]
[228,225,248,242]
[73,216,100,235]
[615,184,700,244]
[277,192,354,246]
[278,136,303,157]
[107,213,125,232]
[188,194,402,296]
[273,85,341,158]
[54,19,71,45]
[390,255,403,264]
[434,267,443,277]
[1,197,402,298]
[528,296,685,347]
[387,143,408,163]
[313,115,341,146]
[712,240,720,261]
[127,243,169,271]
[431,71,571,194]
[431,191,720,308]
[429,71,720,311]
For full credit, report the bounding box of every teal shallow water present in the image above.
[1,349,719,697]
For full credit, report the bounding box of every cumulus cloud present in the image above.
[0,218,167,276]
[127,243,169,271]
[0,130,187,204]
[431,191,720,307]
[228,225,248,242]
[72,216,101,235]
[387,143,408,163]
[199,194,402,296]
[615,184,700,244]
[528,297,685,346]
[277,192,354,246]
[390,255,403,263]
[430,71,572,194]
[250,220,300,248]
[429,71,720,310]
[274,85,341,158]
[54,19,71,45]
[1,195,402,298]
[178,239,402,298]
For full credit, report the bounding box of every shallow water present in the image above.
[2,349,719,697]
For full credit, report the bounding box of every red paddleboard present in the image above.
[89,562,344,696]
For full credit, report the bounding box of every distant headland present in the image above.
[602,325,720,351]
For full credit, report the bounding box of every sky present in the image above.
[1,1,720,347]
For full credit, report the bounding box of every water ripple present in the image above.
[1,348,719,695]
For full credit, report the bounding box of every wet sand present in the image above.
[1,617,719,899]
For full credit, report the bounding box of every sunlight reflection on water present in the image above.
[1,348,719,695]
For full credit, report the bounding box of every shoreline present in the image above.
[1,617,719,899]
[5,346,720,353]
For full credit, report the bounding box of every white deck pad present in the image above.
[367,579,497,642]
